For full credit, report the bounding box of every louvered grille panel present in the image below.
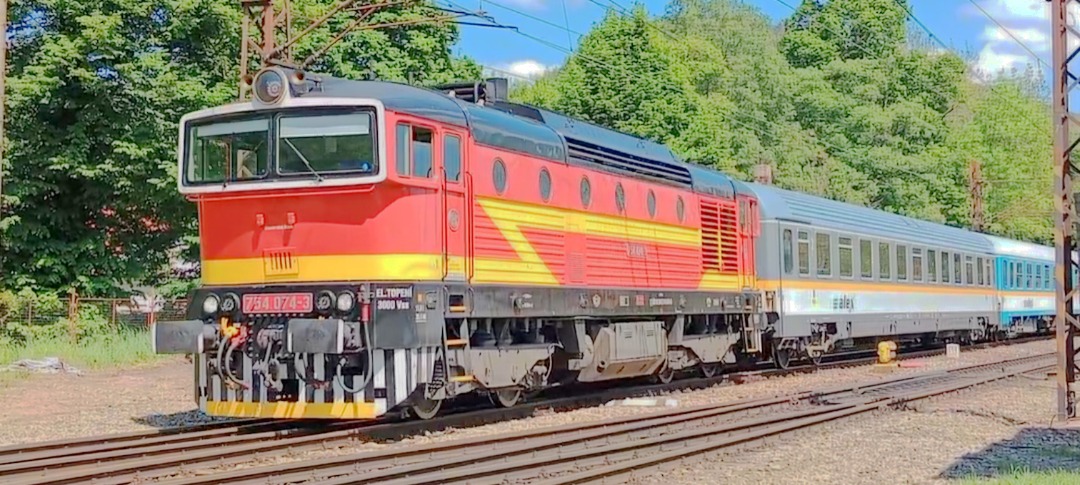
[701,202,720,271]
[718,202,739,273]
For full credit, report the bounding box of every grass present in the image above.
[964,470,1080,484]
[0,327,163,374]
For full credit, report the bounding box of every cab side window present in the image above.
[444,135,461,182]
[395,123,434,178]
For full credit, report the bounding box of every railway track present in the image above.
[0,336,1050,485]
[153,352,1056,485]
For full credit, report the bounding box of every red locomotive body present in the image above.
[154,68,763,419]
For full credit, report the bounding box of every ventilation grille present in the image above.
[701,200,740,273]
[718,202,739,273]
[701,202,720,271]
[566,138,693,187]
[263,249,298,277]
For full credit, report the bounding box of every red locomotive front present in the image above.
[152,67,764,420]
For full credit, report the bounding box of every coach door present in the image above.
[441,131,469,282]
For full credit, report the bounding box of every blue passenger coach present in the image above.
[985,235,1079,336]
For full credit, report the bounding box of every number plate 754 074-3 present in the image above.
[242,293,313,314]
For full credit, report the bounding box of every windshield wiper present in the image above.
[283,138,324,182]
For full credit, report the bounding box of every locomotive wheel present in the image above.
[489,388,522,408]
[700,363,719,378]
[655,365,675,384]
[410,396,442,420]
[773,347,793,370]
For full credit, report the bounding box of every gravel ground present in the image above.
[0,337,1057,479]
[0,356,209,447]
[635,363,1068,485]
[175,339,1059,479]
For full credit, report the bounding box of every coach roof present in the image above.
[746,183,994,254]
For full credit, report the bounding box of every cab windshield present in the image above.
[186,117,270,183]
[278,112,376,175]
[183,109,378,185]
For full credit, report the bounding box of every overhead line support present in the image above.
[1051,0,1079,423]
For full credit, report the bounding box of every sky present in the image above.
[443,0,1056,82]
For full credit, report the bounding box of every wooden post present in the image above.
[67,289,78,343]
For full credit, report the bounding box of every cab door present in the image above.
[441,131,469,281]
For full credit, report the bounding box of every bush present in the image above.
[0,289,122,346]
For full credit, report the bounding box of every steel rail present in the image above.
[0,336,1049,485]
[147,352,1054,485]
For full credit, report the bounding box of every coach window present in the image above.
[953,253,962,285]
[913,248,924,282]
[942,252,951,284]
[1007,262,1015,289]
[782,229,794,275]
[896,245,908,281]
[816,232,832,277]
[798,231,810,276]
[647,190,657,218]
[580,177,591,208]
[1045,265,1052,289]
[1035,263,1043,289]
[615,183,626,213]
[965,256,974,286]
[839,237,853,278]
[1014,262,1023,288]
[1026,263,1034,289]
[879,242,891,280]
[928,249,937,283]
[977,257,985,286]
[676,196,685,223]
[860,239,872,279]
[444,135,461,182]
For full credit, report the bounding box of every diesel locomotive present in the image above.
[153,66,1062,420]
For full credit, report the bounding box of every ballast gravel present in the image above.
[160,338,1059,480]
[0,338,1062,485]
[635,376,1065,485]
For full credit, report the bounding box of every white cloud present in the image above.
[981,25,1049,51]
[991,0,1048,21]
[963,0,1063,80]
[974,44,1026,78]
[487,60,555,80]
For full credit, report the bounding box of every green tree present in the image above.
[0,0,477,293]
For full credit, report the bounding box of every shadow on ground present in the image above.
[940,427,1080,479]
[132,409,235,429]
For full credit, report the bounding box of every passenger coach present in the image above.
[746,183,1000,366]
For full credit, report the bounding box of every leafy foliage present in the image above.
[0,0,478,293]
[514,0,1052,243]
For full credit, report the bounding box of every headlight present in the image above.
[336,292,355,312]
[202,294,220,315]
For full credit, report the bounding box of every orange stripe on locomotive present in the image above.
[196,109,757,290]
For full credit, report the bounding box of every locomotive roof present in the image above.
[302,74,750,198]
[745,183,995,254]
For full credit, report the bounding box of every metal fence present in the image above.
[1,294,189,329]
